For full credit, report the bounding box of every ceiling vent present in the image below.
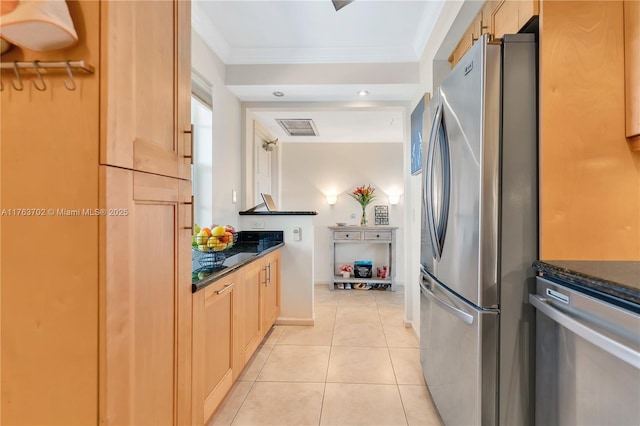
[276,119,318,137]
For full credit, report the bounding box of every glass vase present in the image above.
[360,206,368,226]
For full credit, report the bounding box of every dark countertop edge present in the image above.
[532,260,640,305]
[239,211,318,215]
[192,242,285,293]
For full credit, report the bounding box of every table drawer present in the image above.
[334,231,362,240]
[364,231,392,241]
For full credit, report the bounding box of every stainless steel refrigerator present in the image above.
[420,34,538,425]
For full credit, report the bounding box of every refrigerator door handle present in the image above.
[529,294,640,368]
[420,279,474,325]
[425,103,443,260]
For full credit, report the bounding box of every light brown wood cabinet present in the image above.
[1,1,193,424]
[449,14,482,68]
[193,248,282,424]
[262,251,281,332]
[101,0,192,179]
[239,259,266,364]
[192,271,240,425]
[236,249,281,367]
[449,0,538,68]
[100,167,193,425]
[539,0,640,260]
[624,0,640,150]
[492,0,538,40]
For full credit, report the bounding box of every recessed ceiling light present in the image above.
[273,91,285,97]
[358,90,369,96]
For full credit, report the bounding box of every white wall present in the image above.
[191,31,243,229]
[240,215,316,324]
[280,142,405,285]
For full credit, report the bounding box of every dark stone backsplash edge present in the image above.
[533,260,640,305]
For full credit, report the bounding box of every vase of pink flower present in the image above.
[349,184,376,226]
[340,265,353,278]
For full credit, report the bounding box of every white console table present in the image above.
[328,226,398,291]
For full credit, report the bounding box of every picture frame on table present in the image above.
[411,93,430,175]
[374,205,389,225]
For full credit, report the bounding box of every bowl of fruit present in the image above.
[192,224,237,252]
[193,224,238,267]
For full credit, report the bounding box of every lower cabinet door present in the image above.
[262,251,281,331]
[201,274,237,422]
[100,166,192,425]
[239,260,265,363]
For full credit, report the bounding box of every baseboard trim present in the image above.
[275,318,315,326]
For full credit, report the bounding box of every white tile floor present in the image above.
[209,284,443,426]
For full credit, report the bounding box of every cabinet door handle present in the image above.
[267,263,271,283]
[263,266,268,286]
[182,195,193,230]
[216,283,234,295]
[183,124,194,165]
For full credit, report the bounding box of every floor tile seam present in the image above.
[324,382,401,388]
[324,379,397,385]
[250,344,276,383]
[318,381,328,426]
[330,344,388,348]
[395,383,411,426]
[271,343,332,350]
[377,301,393,348]
[329,302,339,347]
[253,379,329,384]
[226,380,258,426]
[386,345,400,386]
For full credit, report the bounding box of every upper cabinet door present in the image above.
[624,0,640,149]
[101,0,192,179]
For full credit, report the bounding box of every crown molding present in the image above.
[225,46,418,65]
[412,1,445,58]
[191,1,231,63]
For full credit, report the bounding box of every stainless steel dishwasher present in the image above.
[531,277,640,425]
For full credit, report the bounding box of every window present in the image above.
[191,71,213,228]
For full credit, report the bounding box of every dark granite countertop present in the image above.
[533,260,640,305]
[192,231,284,293]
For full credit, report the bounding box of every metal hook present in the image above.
[32,61,46,91]
[11,62,23,91]
[63,61,76,91]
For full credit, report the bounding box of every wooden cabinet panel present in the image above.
[448,14,481,67]
[624,0,640,149]
[492,0,538,40]
[450,0,539,68]
[539,1,640,260]
[201,274,238,422]
[193,249,282,420]
[239,261,264,363]
[493,0,521,39]
[0,2,101,423]
[262,251,281,331]
[100,167,192,425]
[101,0,191,179]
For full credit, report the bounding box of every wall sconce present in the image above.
[326,194,337,206]
[262,138,278,152]
[388,194,401,205]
